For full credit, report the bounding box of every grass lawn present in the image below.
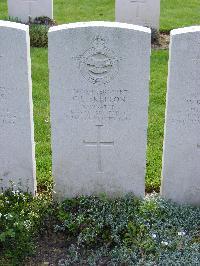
[31,48,52,189]
[161,0,200,31]
[1,0,200,31]
[147,50,168,192]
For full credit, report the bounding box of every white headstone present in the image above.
[161,26,200,205]
[49,22,151,200]
[0,21,36,194]
[8,0,53,23]
[115,0,160,30]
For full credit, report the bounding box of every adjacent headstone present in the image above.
[0,21,36,194]
[115,0,160,30]
[8,0,53,23]
[49,22,151,200]
[161,26,200,205]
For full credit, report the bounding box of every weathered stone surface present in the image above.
[161,26,200,205]
[115,0,160,30]
[8,0,53,23]
[49,22,151,199]
[0,21,36,194]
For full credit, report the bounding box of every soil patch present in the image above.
[152,32,170,50]
[25,232,70,266]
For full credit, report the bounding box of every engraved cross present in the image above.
[83,125,114,173]
[130,0,146,18]
[22,0,38,17]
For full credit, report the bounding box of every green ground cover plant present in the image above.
[29,17,57,48]
[0,192,199,265]
[55,194,200,265]
[0,189,53,265]
[29,24,49,48]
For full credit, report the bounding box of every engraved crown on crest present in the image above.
[92,36,106,51]
[76,35,119,85]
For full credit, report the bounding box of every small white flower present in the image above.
[178,231,186,236]
[0,213,2,218]
[24,220,31,229]
[4,213,13,219]
[152,233,157,239]
[161,241,168,246]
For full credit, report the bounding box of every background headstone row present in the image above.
[7,0,160,31]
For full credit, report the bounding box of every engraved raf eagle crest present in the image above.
[77,36,119,85]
